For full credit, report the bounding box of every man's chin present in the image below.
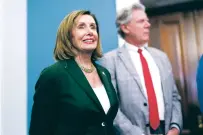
[140,39,149,45]
[144,38,149,43]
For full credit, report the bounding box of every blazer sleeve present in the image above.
[164,55,183,131]
[100,55,145,135]
[29,69,58,135]
[197,55,203,113]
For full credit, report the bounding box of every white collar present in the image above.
[125,41,147,53]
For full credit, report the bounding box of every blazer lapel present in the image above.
[96,65,115,107]
[146,48,168,106]
[63,59,104,112]
[95,64,118,115]
[118,47,147,99]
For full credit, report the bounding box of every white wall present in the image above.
[0,0,3,133]
[0,0,27,135]
[116,0,140,12]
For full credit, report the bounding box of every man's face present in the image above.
[122,9,151,45]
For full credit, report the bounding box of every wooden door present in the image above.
[159,17,188,116]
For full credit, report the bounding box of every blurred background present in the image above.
[1,0,203,135]
[143,0,203,135]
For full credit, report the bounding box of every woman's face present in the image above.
[71,14,98,53]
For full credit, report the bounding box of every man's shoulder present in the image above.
[103,48,119,57]
[147,47,167,57]
[147,46,165,53]
[103,47,124,58]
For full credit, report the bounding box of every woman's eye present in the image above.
[78,25,85,29]
[91,25,96,29]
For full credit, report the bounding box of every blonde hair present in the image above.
[54,10,102,61]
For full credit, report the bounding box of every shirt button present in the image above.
[146,123,150,127]
[101,122,106,126]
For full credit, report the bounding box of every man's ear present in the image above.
[120,24,129,34]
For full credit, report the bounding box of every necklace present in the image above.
[79,63,95,73]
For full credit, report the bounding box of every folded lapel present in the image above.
[96,65,114,106]
[118,47,147,99]
[64,59,104,112]
[95,64,117,114]
[146,48,168,106]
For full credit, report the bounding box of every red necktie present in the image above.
[138,49,160,130]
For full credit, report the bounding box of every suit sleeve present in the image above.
[197,55,203,113]
[165,55,183,132]
[100,56,145,135]
[29,70,58,135]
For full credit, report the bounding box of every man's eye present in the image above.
[139,20,144,23]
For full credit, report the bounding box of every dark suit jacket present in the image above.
[29,58,118,135]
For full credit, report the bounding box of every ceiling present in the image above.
[141,0,195,8]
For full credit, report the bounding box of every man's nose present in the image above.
[145,21,151,28]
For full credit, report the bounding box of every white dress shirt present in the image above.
[125,42,165,120]
[93,85,110,114]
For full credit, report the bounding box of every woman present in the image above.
[29,10,118,135]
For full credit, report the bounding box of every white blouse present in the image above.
[92,85,110,114]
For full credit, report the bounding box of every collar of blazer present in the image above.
[117,46,168,103]
[61,58,117,115]
[118,46,147,99]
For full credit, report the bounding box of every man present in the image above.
[100,3,182,135]
[197,55,203,113]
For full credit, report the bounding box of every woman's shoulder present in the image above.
[35,60,69,89]
[39,60,66,79]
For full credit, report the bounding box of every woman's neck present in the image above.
[75,53,92,67]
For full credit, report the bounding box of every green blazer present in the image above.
[29,59,118,135]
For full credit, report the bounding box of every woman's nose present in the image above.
[86,28,93,35]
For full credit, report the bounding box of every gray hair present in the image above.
[116,3,145,38]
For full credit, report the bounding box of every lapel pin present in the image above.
[64,63,68,69]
